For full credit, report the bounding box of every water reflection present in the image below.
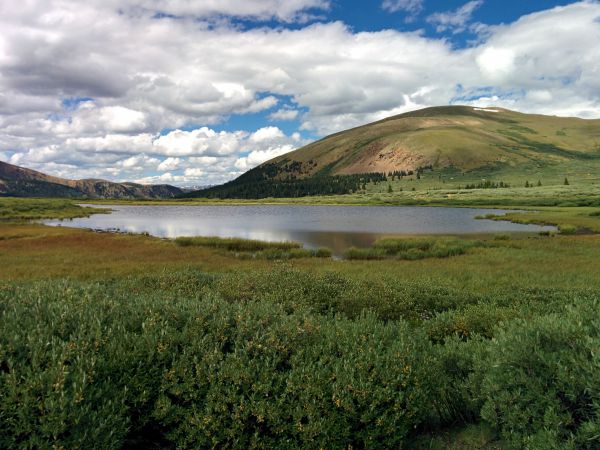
[44,204,554,254]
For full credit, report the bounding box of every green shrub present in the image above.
[344,238,482,261]
[429,336,488,426]
[314,247,333,258]
[0,278,444,449]
[343,246,387,260]
[425,303,518,341]
[0,282,185,449]
[174,236,301,251]
[477,298,600,449]
[154,306,439,449]
[558,224,578,235]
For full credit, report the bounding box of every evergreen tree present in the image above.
[387,184,393,193]
[564,177,570,185]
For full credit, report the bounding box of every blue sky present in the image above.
[1,0,599,185]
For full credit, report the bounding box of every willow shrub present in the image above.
[344,238,483,261]
[154,301,439,449]
[477,297,600,449]
[0,279,440,449]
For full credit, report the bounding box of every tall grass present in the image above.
[173,236,332,259]
[344,237,483,260]
[174,236,301,251]
[0,197,108,220]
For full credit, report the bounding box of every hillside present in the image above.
[186,106,600,199]
[0,161,183,199]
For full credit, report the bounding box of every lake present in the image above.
[44,204,554,253]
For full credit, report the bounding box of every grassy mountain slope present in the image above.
[269,105,600,177]
[186,106,600,199]
[0,161,183,199]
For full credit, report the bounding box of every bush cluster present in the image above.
[1,271,599,449]
[174,236,332,260]
[0,280,438,449]
[344,237,482,261]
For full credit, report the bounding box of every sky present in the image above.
[1,1,599,186]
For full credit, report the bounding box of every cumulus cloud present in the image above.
[381,0,424,15]
[234,145,296,171]
[269,107,300,121]
[152,128,248,157]
[427,0,484,34]
[1,1,600,185]
[157,157,183,171]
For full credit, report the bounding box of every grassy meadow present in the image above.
[1,194,599,449]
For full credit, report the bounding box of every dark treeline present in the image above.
[182,161,441,199]
[182,162,389,199]
[182,173,387,199]
[464,180,510,189]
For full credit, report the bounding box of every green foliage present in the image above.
[183,167,389,199]
[174,236,301,251]
[0,279,440,449]
[558,224,578,235]
[173,236,331,260]
[0,197,108,221]
[465,180,510,189]
[477,298,600,449]
[344,238,482,260]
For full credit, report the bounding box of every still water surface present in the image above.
[45,204,553,253]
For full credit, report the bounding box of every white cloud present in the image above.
[476,47,516,82]
[157,157,183,171]
[183,168,205,177]
[249,126,286,143]
[134,172,184,185]
[64,134,155,153]
[381,0,424,15]
[427,0,484,34]
[235,145,296,171]
[152,128,246,157]
[269,107,300,121]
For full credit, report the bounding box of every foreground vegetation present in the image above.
[1,196,600,449]
[0,197,109,220]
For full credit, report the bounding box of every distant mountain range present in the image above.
[186,106,600,198]
[0,160,182,199]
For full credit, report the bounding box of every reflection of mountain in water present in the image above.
[285,231,385,255]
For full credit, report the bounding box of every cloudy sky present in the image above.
[1,0,599,186]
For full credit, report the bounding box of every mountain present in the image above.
[0,161,183,199]
[185,106,600,199]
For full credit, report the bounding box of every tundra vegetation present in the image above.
[1,196,599,449]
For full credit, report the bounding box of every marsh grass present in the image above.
[558,224,578,235]
[174,236,301,251]
[344,237,483,260]
[0,197,109,220]
[236,247,332,260]
[174,236,332,260]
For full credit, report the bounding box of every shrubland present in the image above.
[1,197,600,448]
